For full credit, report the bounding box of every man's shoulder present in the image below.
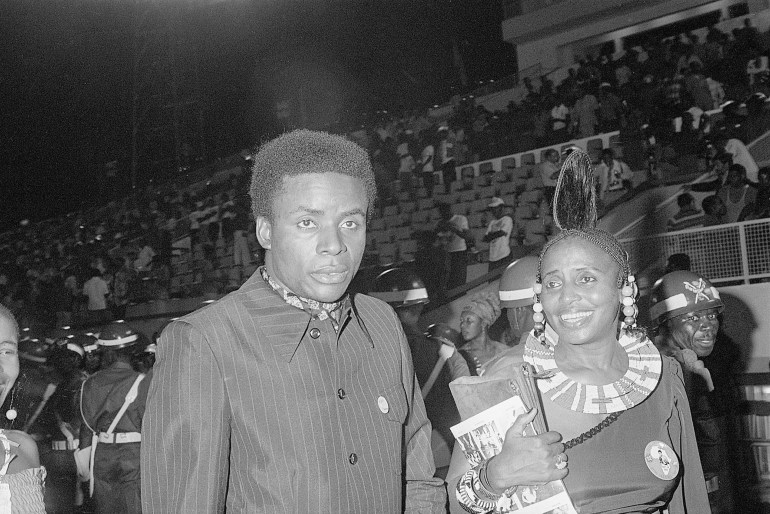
[169,273,273,333]
[350,292,399,322]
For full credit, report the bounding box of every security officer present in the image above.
[132,343,156,374]
[80,332,102,375]
[39,335,88,513]
[497,256,540,349]
[78,321,151,513]
[650,271,739,514]
[369,268,469,476]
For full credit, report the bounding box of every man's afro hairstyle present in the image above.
[249,129,377,221]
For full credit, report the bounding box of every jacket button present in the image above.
[348,453,358,465]
[309,328,321,339]
[337,388,346,399]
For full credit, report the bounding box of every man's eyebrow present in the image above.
[342,208,367,217]
[291,206,323,215]
[0,340,17,347]
[290,206,366,217]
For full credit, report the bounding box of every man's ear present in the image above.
[256,216,272,250]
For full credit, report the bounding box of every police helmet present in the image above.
[369,268,429,308]
[498,256,539,309]
[649,271,724,326]
[97,321,141,350]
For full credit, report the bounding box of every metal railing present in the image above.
[620,219,770,285]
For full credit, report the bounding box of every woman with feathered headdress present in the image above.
[447,151,710,514]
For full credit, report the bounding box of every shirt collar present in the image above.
[259,266,347,331]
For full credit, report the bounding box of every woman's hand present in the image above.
[486,408,568,491]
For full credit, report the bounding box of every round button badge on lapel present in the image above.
[309,328,321,339]
[377,396,389,414]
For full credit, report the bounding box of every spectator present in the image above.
[536,149,561,206]
[82,268,111,325]
[436,203,472,290]
[597,83,624,132]
[549,96,570,143]
[702,195,728,226]
[741,166,770,221]
[571,88,598,138]
[665,253,692,274]
[418,132,436,196]
[596,148,633,206]
[437,126,456,191]
[667,193,704,231]
[482,197,513,271]
[719,164,757,223]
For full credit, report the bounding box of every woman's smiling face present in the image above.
[0,316,19,398]
[540,236,622,347]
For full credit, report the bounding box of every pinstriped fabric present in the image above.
[141,272,446,513]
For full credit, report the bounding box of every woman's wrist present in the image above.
[483,455,511,495]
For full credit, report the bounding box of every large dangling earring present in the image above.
[532,282,548,346]
[621,275,638,332]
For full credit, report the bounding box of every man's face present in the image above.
[547,152,560,164]
[714,197,727,216]
[666,308,720,357]
[728,169,745,187]
[257,173,368,303]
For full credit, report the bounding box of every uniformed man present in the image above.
[78,321,151,513]
[369,267,469,476]
[650,271,739,514]
[40,335,88,513]
[80,332,102,375]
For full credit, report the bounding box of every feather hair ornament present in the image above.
[551,149,597,231]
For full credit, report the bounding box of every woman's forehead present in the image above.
[542,236,617,272]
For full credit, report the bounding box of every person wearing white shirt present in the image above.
[436,203,472,289]
[82,269,111,324]
[596,148,633,205]
[482,198,513,271]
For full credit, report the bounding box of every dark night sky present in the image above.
[0,0,515,231]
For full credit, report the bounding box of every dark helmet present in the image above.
[649,271,724,326]
[425,323,462,347]
[498,256,539,309]
[368,267,429,308]
[97,321,141,350]
[18,336,51,364]
[45,325,75,346]
[75,333,100,354]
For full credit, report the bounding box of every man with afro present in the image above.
[142,130,446,512]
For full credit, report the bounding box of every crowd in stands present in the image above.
[4,17,770,333]
[0,169,261,333]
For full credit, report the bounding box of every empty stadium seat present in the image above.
[477,185,496,199]
[400,201,416,214]
[418,197,434,211]
[378,243,398,266]
[520,154,536,165]
[470,198,489,213]
[479,162,495,175]
[383,205,399,217]
[370,218,385,231]
[519,189,543,205]
[398,239,418,262]
[525,177,543,192]
[460,190,476,203]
